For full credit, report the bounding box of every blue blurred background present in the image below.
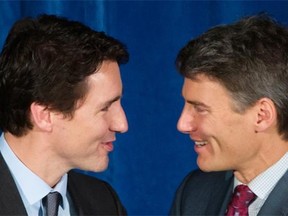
[1,1,288,215]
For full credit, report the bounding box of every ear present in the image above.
[30,102,52,132]
[254,98,277,132]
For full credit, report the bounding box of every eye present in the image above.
[194,105,207,113]
[101,105,110,112]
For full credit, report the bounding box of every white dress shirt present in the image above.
[233,152,288,216]
[0,133,71,216]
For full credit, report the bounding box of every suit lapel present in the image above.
[198,171,234,215]
[0,153,27,215]
[217,171,234,215]
[258,170,288,215]
[67,172,88,216]
[66,189,82,216]
[67,171,125,216]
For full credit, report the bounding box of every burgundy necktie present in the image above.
[226,185,256,216]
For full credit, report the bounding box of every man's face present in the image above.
[177,74,260,173]
[50,60,128,172]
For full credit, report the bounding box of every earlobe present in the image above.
[30,102,52,132]
[255,98,276,132]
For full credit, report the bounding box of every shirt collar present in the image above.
[234,152,288,199]
[0,133,68,206]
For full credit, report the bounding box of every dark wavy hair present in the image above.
[176,14,288,140]
[0,14,129,136]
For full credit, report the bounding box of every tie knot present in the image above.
[232,185,256,207]
[226,184,257,216]
[42,192,62,216]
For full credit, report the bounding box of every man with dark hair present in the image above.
[170,14,288,215]
[0,14,129,215]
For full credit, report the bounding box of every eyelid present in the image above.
[101,106,110,112]
[101,102,113,111]
[194,104,206,112]
[100,97,121,112]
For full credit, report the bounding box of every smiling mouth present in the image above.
[194,141,208,147]
[102,141,114,152]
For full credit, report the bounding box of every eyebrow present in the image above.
[186,100,210,109]
[103,95,122,107]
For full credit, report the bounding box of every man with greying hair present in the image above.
[0,14,129,215]
[170,14,288,215]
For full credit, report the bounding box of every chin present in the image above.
[78,158,109,173]
[198,163,228,173]
[198,167,213,172]
[197,160,216,172]
[92,159,110,172]
[81,165,108,173]
[94,164,109,172]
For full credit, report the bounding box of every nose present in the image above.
[110,104,128,133]
[177,107,196,134]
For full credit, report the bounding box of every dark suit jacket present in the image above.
[170,169,288,216]
[0,153,126,215]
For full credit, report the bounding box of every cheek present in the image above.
[69,109,111,141]
[87,117,109,138]
[58,120,107,147]
[197,116,216,133]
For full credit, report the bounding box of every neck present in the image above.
[4,132,69,187]
[233,139,288,184]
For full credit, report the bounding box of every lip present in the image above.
[194,140,208,146]
[193,140,208,154]
[194,144,204,154]
[102,140,115,152]
[190,136,206,144]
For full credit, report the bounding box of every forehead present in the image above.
[91,60,121,88]
[182,75,233,105]
[90,60,120,79]
[81,61,122,103]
